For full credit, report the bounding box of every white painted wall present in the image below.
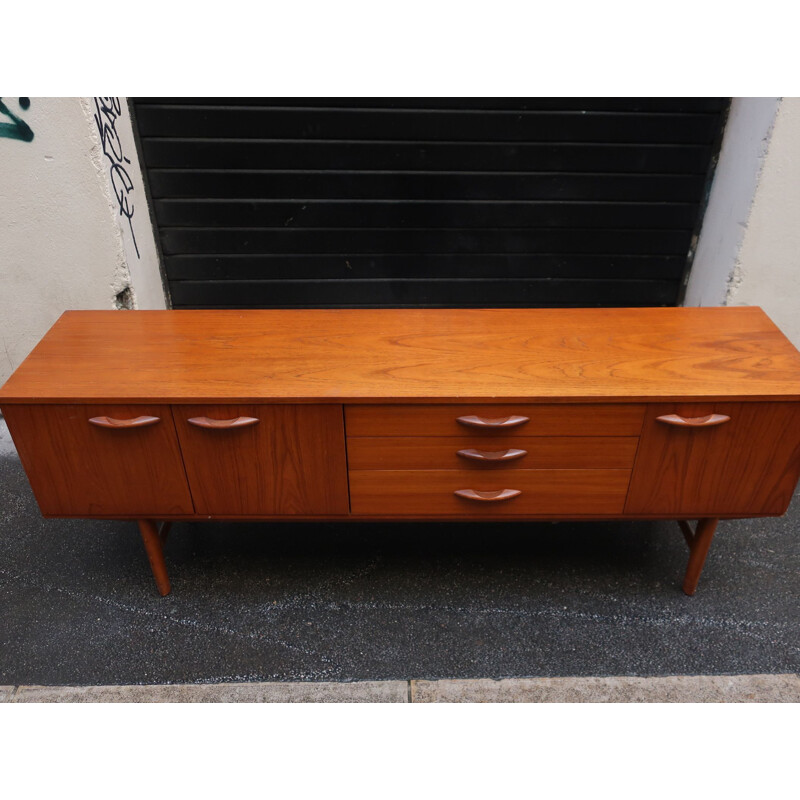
[684,98,779,307]
[0,97,165,386]
[686,97,800,349]
[726,98,800,347]
[88,98,166,310]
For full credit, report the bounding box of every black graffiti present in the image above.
[93,97,140,258]
[0,97,33,142]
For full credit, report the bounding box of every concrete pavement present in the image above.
[2,674,798,702]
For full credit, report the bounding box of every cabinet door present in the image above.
[3,404,194,516]
[173,404,348,515]
[625,402,800,516]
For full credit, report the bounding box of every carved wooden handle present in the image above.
[187,416,260,429]
[457,448,527,462]
[454,489,521,502]
[88,415,160,429]
[656,413,731,428]
[456,415,530,430]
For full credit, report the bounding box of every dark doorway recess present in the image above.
[130,98,729,309]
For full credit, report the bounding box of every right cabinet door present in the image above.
[625,402,800,516]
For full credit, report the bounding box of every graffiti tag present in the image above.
[93,97,140,258]
[0,97,33,142]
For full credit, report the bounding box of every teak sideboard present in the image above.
[2,307,800,597]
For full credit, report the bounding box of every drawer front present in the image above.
[626,402,800,515]
[349,469,631,516]
[173,404,349,515]
[346,404,645,438]
[2,404,194,516]
[347,436,639,470]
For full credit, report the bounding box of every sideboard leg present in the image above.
[682,517,719,596]
[159,521,172,544]
[138,519,171,596]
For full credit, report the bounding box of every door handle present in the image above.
[656,413,730,428]
[187,416,260,429]
[88,415,160,429]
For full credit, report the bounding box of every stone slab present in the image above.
[0,686,15,702]
[411,674,800,703]
[13,680,408,703]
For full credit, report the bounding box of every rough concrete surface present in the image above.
[411,674,800,703]
[0,97,165,387]
[730,97,800,348]
[684,98,778,309]
[6,674,799,702]
[11,681,407,703]
[1,417,799,686]
[0,98,129,387]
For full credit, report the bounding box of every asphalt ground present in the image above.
[1,416,798,685]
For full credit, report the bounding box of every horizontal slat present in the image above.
[147,171,706,201]
[347,436,640,470]
[134,98,728,112]
[160,228,691,256]
[141,140,714,173]
[168,279,678,308]
[164,254,686,281]
[134,107,721,143]
[154,200,699,229]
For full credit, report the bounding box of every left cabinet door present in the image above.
[172,404,349,515]
[3,404,195,516]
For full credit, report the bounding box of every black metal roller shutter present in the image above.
[130,98,728,309]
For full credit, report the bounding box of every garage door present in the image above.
[131,97,728,309]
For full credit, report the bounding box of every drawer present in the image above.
[2,404,194,516]
[347,436,639,470]
[349,469,631,515]
[346,404,645,438]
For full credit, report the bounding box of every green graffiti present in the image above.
[0,97,33,142]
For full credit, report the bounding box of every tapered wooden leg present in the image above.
[138,519,171,596]
[682,517,719,596]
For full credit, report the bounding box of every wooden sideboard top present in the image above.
[2,307,800,404]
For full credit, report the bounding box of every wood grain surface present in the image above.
[172,404,349,515]
[346,404,645,437]
[625,402,800,515]
[346,436,639,470]
[2,404,194,516]
[349,469,631,515]
[2,307,800,404]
